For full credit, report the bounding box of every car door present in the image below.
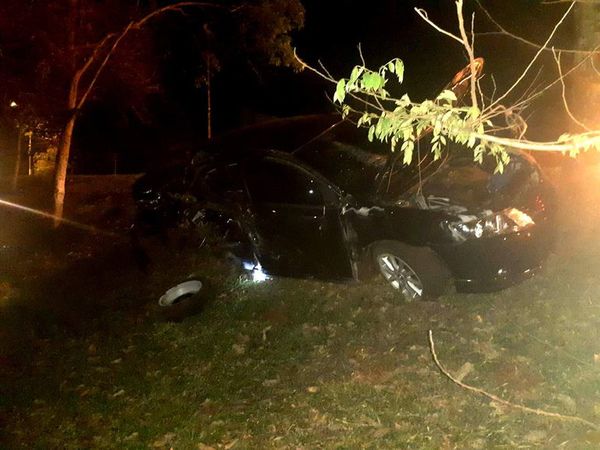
[243,155,353,280]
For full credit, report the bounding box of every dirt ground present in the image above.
[3,158,600,449]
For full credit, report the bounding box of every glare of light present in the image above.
[252,267,269,282]
[506,208,535,228]
[241,259,270,283]
[242,260,256,271]
[0,198,117,236]
[9,101,17,108]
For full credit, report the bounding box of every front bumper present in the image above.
[433,224,554,293]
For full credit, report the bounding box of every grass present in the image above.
[4,162,600,448]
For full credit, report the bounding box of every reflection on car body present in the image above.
[133,114,555,300]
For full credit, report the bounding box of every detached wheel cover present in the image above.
[159,280,203,307]
[376,253,424,300]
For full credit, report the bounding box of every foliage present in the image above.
[325,0,600,173]
[238,0,305,69]
[333,59,510,173]
[187,0,305,91]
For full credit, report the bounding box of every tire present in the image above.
[371,241,451,300]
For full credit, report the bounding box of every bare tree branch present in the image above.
[487,1,575,110]
[475,0,594,55]
[552,48,591,131]
[455,0,478,109]
[414,8,463,45]
[75,2,227,111]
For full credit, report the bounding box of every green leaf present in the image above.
[432,142,441,160]
[357,113,373,127]
[333,79,346,104]
[558,133,571,142]
[401,140,414,164]
[395,59,404,83]
[368,125,375,142]
[341,104,350,119]
[349,66,364,86]
[474,144,484,164]
[436,90,458,104]
[467,106,481,120]
[467,134,476,148]
[362,72,384,91]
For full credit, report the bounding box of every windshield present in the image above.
[294,121,446,202]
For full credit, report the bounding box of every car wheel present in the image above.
[372,241,451,300]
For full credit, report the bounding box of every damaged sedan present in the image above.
[133,114,555,300]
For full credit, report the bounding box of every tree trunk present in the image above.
[53,69,80,227]
[12,128,22,191]
[206,59,212,140]
[53,117,76,226]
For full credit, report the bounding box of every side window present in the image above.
[186,162,248,211]
[246,159,325,205]
[203,163,245,202]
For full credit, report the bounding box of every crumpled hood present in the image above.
[417,151,542,214]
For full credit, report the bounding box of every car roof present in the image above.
[202,114,342,156]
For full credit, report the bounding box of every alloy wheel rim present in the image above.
[377,254,424,300]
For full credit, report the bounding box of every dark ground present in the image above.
[3,157,600,448]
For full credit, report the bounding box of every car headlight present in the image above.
[447,207,534,240]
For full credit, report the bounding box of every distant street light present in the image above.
[9,101,17,108]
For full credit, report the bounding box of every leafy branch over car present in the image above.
[300,0,600,175]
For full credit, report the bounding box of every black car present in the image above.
[133,114,555,300]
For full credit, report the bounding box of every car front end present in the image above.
[405,149,556,292]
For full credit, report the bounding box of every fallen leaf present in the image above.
[307,386,319,394]
[197,445,215,450]
[524,429,547,443]
[454,362,475,382]
[224,439,238,449]
[152,432,176,448]
[372,427,392,438]
[112,389,125,398]
[232,344,246,355]
[124,432,139,441]
[261,326,272,342]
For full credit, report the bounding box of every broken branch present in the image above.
[455,0,478,109]
[428,330,599,430]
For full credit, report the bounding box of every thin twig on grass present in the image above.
[427,329,599,430]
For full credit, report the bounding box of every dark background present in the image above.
[46,1,582,173]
